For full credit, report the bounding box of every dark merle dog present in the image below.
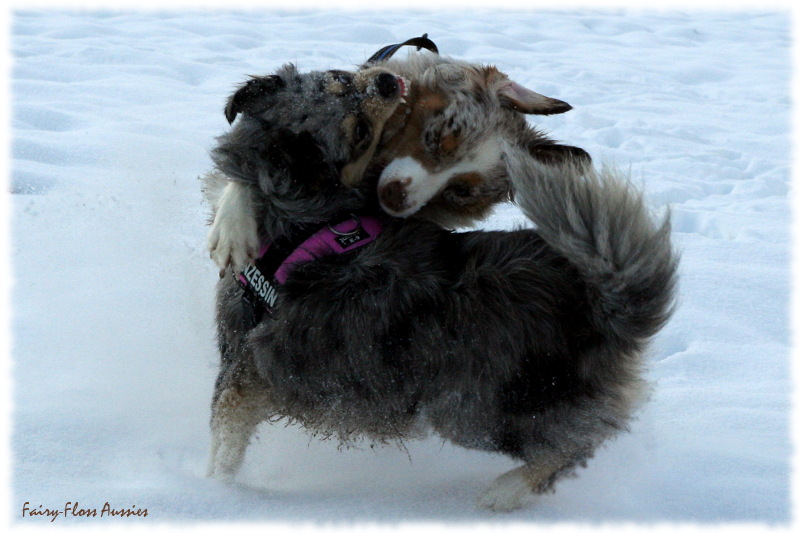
[203,59,677,511]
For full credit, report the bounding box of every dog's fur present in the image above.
[208,53,589,274]
[204,55,677,511]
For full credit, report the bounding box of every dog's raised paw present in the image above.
[207,199,260,274]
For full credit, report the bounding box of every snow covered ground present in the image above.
[7,6,792,528]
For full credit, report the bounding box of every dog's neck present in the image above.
[378,100,412,148]
[259,183,380,244]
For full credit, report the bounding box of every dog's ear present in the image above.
[485,67,572,115]
[225,75,286,124]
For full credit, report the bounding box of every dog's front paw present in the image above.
[208,210,260,276]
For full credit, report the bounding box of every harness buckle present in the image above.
[328,214,362,236]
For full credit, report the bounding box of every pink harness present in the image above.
[236,215,384,323]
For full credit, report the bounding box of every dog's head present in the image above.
[368,54,590,227]
[213,63,408,218]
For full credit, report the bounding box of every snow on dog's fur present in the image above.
[204,54,677,512]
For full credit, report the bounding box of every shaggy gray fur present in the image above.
[508,156,679,347]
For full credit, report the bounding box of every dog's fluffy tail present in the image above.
[511,158,678,347]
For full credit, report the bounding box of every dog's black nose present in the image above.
[375,73,399,98]
[379,180,408,213]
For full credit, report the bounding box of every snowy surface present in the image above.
[8,7,792,527]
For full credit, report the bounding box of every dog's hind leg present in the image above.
[478,449,587,512]
[207,370,271,482]
[476,416,598,512]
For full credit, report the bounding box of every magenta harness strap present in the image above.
[235,215,383,325]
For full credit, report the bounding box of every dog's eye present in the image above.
[447,183,472,198]
[353,118,372,145]
[424,129,439,152]
[332,71,354,86]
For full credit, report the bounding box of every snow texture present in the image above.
[7,7,792,528]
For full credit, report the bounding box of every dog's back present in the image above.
[241,170,676,511]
